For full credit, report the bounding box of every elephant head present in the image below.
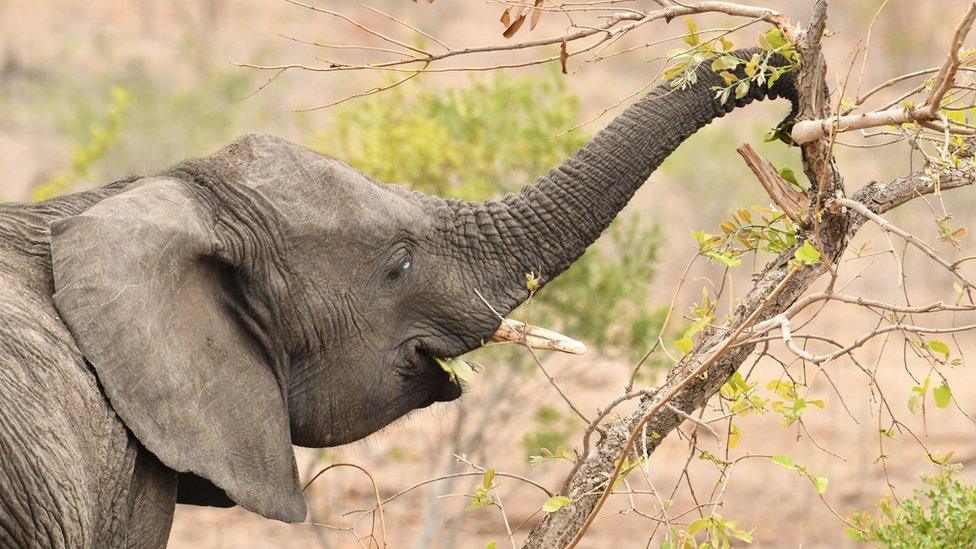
[48,49,797,523]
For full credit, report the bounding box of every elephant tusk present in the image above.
[489,319,587,355]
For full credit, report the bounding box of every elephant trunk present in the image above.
[457,48,798,321]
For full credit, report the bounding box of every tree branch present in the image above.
[522,2,852,546]
[791,1,976,144]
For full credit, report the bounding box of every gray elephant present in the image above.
[0,49,796,547]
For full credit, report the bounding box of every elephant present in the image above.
[0,48,797,547]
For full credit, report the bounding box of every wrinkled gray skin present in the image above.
[0,50,795,547]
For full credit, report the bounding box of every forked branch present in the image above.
[791,1,976,144]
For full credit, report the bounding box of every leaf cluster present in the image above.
[663,21,799,110]
[693,205,800,268]
[846,467,976,547]
[664,513,753,549]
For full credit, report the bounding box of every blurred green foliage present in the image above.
[310,70,587,200]
[519,405,575,460]
[847,466,976,547]
[33,86,132,201]
[19,60,273,196]
[311,71,668,458]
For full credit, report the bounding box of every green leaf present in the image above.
[771,454,796,470]
[542,495,572,513]
[706,251,741,267]
[728,423,741,450]
[761,28,788,50]
[687,517,712,534]
[912,376,931,396]
[734,80,750,100]
[907,394,921,415]
[813,475,829,494]
[466,484,493,510]
[926,339,951,358]
[435,356,475,383]
[756,33,771,51]
[793,240,822,265]
[664,62,687,80]
[934,382,952,408]
[675,335,693,354]
[683,18,699,46]
[711,56,742,72]
[486,541,497,549]
[778,167,802,190]
[844,527,868,541]
[483,468,495,490]
[691,229,714,249]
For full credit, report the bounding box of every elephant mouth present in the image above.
[403,344,463,408]
[403,318,586,409]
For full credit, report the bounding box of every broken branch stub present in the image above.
[737,143,809,226]
[490,319,587,355]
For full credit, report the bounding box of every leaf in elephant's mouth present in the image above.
[434,320,585,385]
[434,356,475,383]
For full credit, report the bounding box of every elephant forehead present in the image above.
[260,177,428,268]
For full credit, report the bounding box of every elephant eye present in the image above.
[386,257,412,281]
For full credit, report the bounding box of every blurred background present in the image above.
[2,1,975,546]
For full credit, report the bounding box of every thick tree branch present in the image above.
[521,168,974,547]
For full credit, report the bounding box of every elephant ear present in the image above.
[50,177,306,523]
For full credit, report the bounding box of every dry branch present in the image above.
[523,173,975,545]
[791,1,976,144]
[736,143,808,225]
[239,1,797,109]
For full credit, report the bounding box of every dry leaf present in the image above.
[559,38,568,74]
[529,0,544,31]
[503,12,527,38]
[501,1,528,38]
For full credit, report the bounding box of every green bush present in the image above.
[847,467,976,547]
[520,405,574,459]
[32,86,132,201]
[15,56,275,197]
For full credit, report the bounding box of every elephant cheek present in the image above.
[286,379,403,448]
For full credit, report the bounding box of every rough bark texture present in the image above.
[521,2,973,546]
